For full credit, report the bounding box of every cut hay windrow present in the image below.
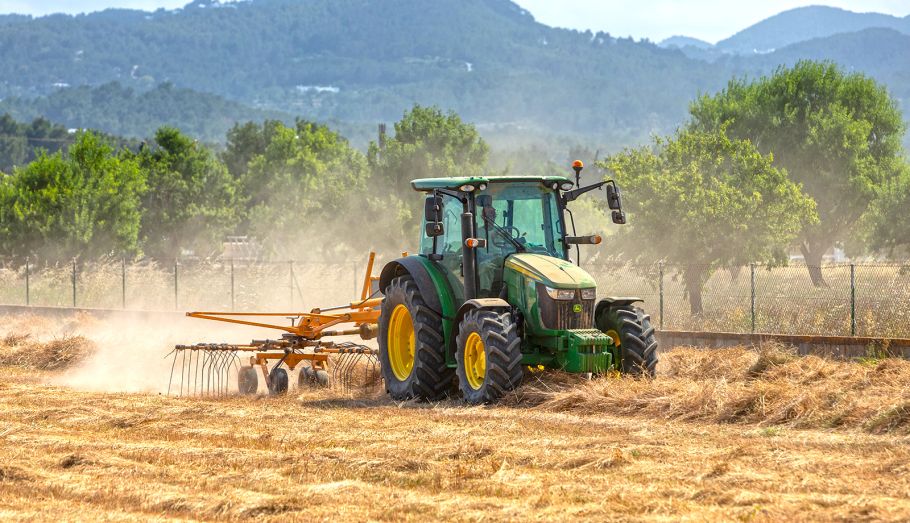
[506,344,910,434]
[0,334,95,370]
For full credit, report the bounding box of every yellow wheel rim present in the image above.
[464,332,487,390]
[388,304,415,381]
[606,329,621,348]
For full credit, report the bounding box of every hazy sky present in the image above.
[1,0,908,43]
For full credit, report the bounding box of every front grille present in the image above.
[537,284,594,330]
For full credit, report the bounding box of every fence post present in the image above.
[174,259,179,311]
[658,262,664,330]
[72,259,77,308]
[25,257,29,306]
[121,258,126,309]
[850,263,856,336]
[230,259,235,312]
[750,263,756,334]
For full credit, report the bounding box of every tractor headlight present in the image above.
[581,288,597,300]
[559,181,574,191]
[459,184,475,192]
[545,286,576,300]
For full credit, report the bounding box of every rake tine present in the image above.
[207,350,217,397]
[219,352,231,396]
[196,350,203,396]
[167,349,180,396]
[229,352,241,396]
[215,351,227,395]
[204,350,214,396]
[180,347,188,397]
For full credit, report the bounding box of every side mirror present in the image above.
[425,222,445,237]
[612,211,626,225]
[424,194,443,222]
[606,184,623,211]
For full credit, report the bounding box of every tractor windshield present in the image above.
[479,182,564,259]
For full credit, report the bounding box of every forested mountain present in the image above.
[0,83,293,143]
[740,28,910,103]
[717,6,910,54]
[659,36,713,50]
[0,0,906,148]
[0,0,727,144]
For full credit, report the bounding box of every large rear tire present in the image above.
[596,305,658,376]
[455,309,523,404]
[378,275,454,401]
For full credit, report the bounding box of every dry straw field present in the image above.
[2,313,910,521]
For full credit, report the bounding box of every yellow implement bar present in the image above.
[184,252,382,340]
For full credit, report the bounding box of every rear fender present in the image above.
[379,256,458,362]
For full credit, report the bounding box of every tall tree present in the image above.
[367,105,489,239]
[864,162,910,254]
[0,132,145,259]
[690,61,906,286]
[240,120,369,252]
[368,105,489,194]
[222,120,286,179]
[605,129,816,315]
[138,127,240,260]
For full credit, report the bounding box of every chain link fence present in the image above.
[589,262,910,337]
[0,258,908,337]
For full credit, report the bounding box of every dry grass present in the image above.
[507,344,910,435]
[0,331,95,371]
[2,319,910,521]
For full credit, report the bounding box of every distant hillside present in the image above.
[659,36,713,49]
[717,6,910,54]
[0,83,293,142]
[0,0,906,149]
[748,28,910,101]
[0,0,727,144]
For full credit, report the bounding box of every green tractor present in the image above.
[377,162,658,404]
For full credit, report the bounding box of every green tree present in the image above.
[222,120,286,179]
[367,105,489,239]
[138,127,239,260]
[864,162,910,254]
[240,120,368,252]
[605,129,816,315]
[0,132,145,259]
[369,105,489,192]
[690,61,906,286]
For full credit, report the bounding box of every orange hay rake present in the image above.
[169,252,383,396]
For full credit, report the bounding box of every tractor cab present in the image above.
[378,163,657,404]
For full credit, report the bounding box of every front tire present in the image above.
[596,305,658,376]
[456,309,523,404]
[378,275,453,401]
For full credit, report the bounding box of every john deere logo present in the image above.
[573,304,583,313]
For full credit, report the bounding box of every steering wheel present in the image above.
[491,226,523,248]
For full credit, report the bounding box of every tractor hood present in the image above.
[504,254,596,289]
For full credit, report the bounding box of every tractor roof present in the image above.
[411,176,572,192]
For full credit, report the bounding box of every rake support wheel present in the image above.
[238,366,258,395]
[268,367,289,395]
[456,309,523,404]
[299,366,330,388]
[596,305,658,377]
[378,275,453,401]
